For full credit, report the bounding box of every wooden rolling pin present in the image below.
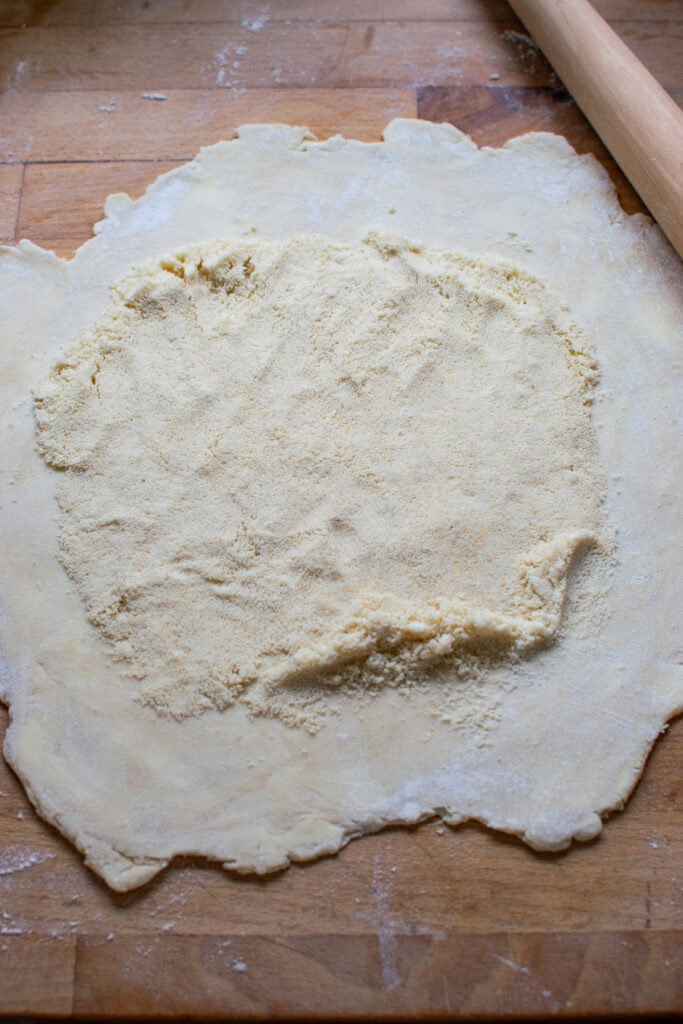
[508,0,683,260]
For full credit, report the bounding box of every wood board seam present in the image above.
[0,17,678,26]
[12,162,25,245]
[0,85,421,93]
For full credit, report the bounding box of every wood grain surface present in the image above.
[1,1,682,1019]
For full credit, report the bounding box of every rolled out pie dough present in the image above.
[0,120,681,891]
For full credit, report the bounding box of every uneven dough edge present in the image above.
[3,698,665,893]
[1,119,681,891]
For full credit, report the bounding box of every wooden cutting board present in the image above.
[1,1,682,1017]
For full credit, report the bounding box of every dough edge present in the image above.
[1,119,681,891]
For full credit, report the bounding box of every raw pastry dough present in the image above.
[0,121,681,890]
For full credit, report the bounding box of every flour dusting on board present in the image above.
[0,844,54,876]
[241,6,269,32]
[355,852,447,990]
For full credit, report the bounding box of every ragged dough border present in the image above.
[0,120,681,890]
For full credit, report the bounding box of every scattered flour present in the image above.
[0,844,54,876]
[241,6,269,32]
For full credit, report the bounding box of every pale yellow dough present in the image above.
[34,235,602,730]
[0,121,681,891]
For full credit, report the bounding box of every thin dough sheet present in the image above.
[0,121,681,891]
